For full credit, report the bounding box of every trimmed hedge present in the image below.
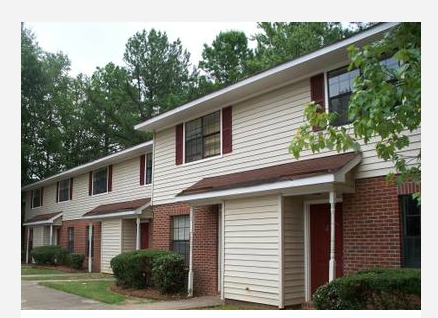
[68,253,85,269]
[151,252,186,294]
[31,246,69,265]
[110,249,170,289]
[313,268,421,310]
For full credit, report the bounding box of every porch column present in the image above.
[26,227,30,264]
[329,191,336,282]
[88,222,93,273]
[49,224,53,246]
[188,206,194,297]
[136,216,141,250]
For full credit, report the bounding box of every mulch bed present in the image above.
[110,285,188,301]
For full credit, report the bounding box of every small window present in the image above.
[172,215,190,266]
[86,226,94,258]
[146,152,153,185]
[400,195,421,268]
[31,188,42,208]
[68,227,74,253]
[327,66,359,126]
[185,111,221,163]
[58,179,70,202]
[93,167,108,195]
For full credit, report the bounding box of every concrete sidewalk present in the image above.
[118,295,223,310]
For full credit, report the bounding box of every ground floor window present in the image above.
[172,215,190,266]
[68,227,74,253]
[400,195,421,268]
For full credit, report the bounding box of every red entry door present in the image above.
[140,223,149,249]
[310,203,343,294]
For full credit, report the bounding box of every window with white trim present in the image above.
[400,195,421,268]
[93,167,108,195]
[68,227,74,253]
[32,188,43,208]
[172,215,190,266]
[146,152,152,185]
[58,179,70,202]
[185,111,221,163]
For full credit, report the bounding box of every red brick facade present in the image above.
[150,202,219,296]
[342,176,403,273]
[59,220,101,272]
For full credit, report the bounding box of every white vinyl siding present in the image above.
[32,227,45,247]
[101,219,122,274]
[122,219,136,253]
[24,157,152,222]
[152,78,421,205]
[283,196,305,306]
[223,195,280,307]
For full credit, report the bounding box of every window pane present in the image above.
[185,138,202,163]
[59,179,70,202]
[185,118,202,141]
[401,195,421,268]
[32,188,41,207]
[202,111,220,135]
[329,94,351,126]
[93,167,108,195]
[146,152,153,184]
[203,134,220,158]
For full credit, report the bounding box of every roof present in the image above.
[82,198,151,218]
[135,23,398,133]
[23,212,63,226]
[22,140,153,191]
[178,152,359,197]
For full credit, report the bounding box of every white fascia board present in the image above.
[22,141,153,191]
[23,212,63,226]
[175,174,336,202]
[334,154,362,182]
[135,202,151,213]
[82,210,138,220]
[135,23,398,133]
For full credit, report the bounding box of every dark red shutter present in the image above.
[140,154,146,185]
[69,178,73,200]
[175,123,184,165]
[222,106,233,154]
[108,165,113,192]
[40,187,44,206]
[56,182,59,202]
[30,190,33,208]
[310,73,325,131]
[88,171,93,196]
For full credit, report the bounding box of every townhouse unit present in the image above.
[22,22,421,308]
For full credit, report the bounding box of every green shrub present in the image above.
[68,253,85,269]
[110,249,169,289]
[151,252,186,294]
[313,268,421,310]
[31,246,66,265]
[55,248,69,265]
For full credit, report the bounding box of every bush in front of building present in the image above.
[110,249,169,289]
[312,268,421,310]
[31,246,67,265]
[151,252,186,294]
[67,253,85,269]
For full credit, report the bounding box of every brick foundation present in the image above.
[151,202,219,296]
[59,219,101,272]
[343,176,402,274]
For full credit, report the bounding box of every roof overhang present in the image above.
[82,201,152,220]
[175,154,362,203]
[23,212,63,226]
[135,23,398,133]
[22,141,153,192]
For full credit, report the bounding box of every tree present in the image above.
[289,23,421,200]
[199,30,255,87]
[123,29,195,118]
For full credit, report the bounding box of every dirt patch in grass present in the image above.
[110,285,188,301]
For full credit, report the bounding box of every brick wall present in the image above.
[59,219,101,272]
[151,202,219,296]
[342,176,402,273]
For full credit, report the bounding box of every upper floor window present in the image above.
[400,195,421,268]
[146,152,153,184]
[58,179,70,202]
[327,66,359,126]
[31,188,43,208]
[185,111,221,163]
[93,167,108,195]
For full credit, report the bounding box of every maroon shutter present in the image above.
[30,190,33,208]
[88,171,93,196]
[310,73,325,131]
[56,182,59,202]
[69,178,73,200]
[108,165,113,192]
[222,106,233,154]
[140,154,146,185]
[175,123,184,165]
[40,187,44,206]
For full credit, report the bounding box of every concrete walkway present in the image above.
[118,295,222,310]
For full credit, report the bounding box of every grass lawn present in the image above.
[39,281,126,304]
[22,273,113,281]
[21,267,66,275]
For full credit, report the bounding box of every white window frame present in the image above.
[145,152,153,185]
[58,179,70,203]
[31,188,43,209]
[92,166,109,196]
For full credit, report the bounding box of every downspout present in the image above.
[188,205,194,297]
[150,132,156,206]
[49,224,53,246]
[136,216,141,250]
[220,201,225,300]
[26,227,30,264]
[88,222,93,273]
[329,191,336,281]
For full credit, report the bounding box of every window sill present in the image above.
[57,199,70,204]
[182,154,223,167]
[91,191,109,198]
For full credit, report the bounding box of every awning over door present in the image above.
[82,198,152,220]
[23,212,63,226]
